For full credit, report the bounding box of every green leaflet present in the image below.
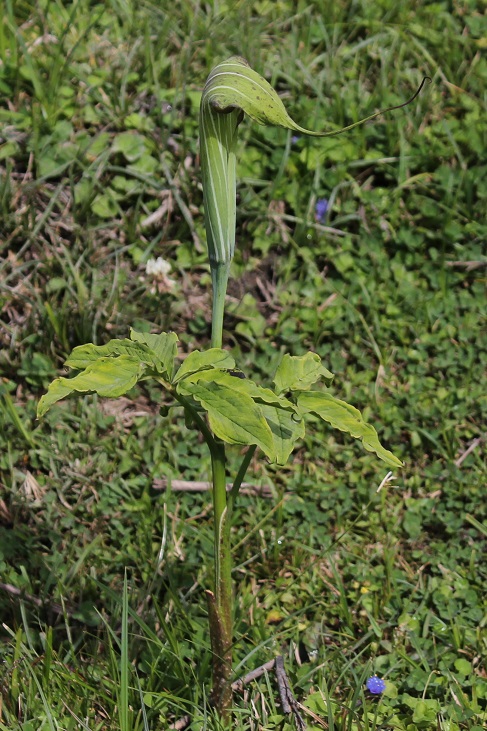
[274,352,334,394]
[176,369,302,462]
[259,403,305,465]
[65,339,152,370]
[129,329,179,379]
[37,356,142,418]
[65,330,178,380]
[177,370,275,459]
[173,349,236,384]
[297,391,403,469]
[222,376,296,412]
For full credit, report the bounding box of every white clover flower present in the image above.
[146,256,171,277]
[145,256,176,290]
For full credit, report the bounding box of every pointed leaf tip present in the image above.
[297,391,403,469]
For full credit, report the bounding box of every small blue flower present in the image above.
[366,676,386,695]
[315,198,329,223]
[291,135,300,144]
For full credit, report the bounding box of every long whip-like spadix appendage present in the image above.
[200,57,429,344]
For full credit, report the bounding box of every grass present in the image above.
[1,0,486,729]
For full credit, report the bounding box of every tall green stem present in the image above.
[208,254,232,713]
[207,439,233,714]
[211,441,229,609]
[211,262,230,349]
[207,443,257,716]
[173,390,234,714]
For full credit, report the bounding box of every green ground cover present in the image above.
[0,0,486,729]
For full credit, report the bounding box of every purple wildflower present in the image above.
[315,198,329,223]
[291,135,300,144]
[366,676,386,695]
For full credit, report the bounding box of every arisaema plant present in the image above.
[38,56,428,720]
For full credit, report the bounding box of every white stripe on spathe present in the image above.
[200,55,298,267]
